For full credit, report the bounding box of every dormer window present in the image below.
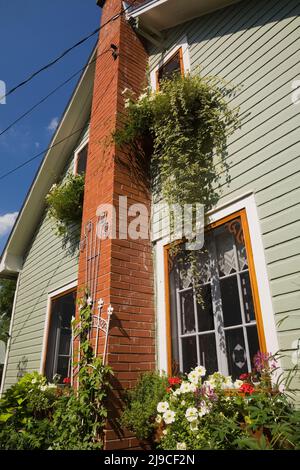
[74,143,88,175]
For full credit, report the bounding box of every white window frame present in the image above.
[154,192,280,373]
[40,280,77,375]
[73,137,89,175]
[150,35,191,91]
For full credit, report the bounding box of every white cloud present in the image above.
[0,212,18,237]
[47,117,59,132]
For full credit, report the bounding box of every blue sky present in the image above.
[0,0,101,252]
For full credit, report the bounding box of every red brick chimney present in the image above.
[77,0,155,449]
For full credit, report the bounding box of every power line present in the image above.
[0,1,136,102]
[0,48,111,138]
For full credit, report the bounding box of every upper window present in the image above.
[75,143,88,175]
[157,49,183,86]
[167,213,263,379]
[45,289,76,383]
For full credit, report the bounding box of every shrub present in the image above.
[120,371,169,441]
[45,173,85,236]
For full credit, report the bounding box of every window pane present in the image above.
[198,333,218,376]
[225,328,248,379]
[240,271,255,322]
[180,289,195,334]
[158,51,181,84]
[182,336,197,373]
[56,356,71,382]
[247,325,260,367]
[220,276,242,327]
[76,144,88,175]
[196,285,214,332]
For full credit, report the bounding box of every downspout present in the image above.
[0,274,21,397]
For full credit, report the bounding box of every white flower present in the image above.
[233,379,243,389]
[185,407,198,422]
[40,385,47,392]
[155,414,162,424]
[195,365,206,377]
[163,409,176,424]
[162,429,168,435]
[31,378,37,384]
[138,92,148,101]
[181,400,186,406]
[157,401,169,413]
[87,296,93,306]
[173,388,181,396]
[188,370,201,385]
[190,421,198,432]
[124,98,130,108]
[199,402,211,417]
[176,442,186,450]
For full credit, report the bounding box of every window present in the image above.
[75,143,88,175]
[167,212,265,379]
[156,49,183,86]
[45,289,76,383]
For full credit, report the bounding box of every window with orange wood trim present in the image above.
[167,213,263,379]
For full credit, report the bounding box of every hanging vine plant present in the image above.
[45,173,85,237]
[114,74,240,297]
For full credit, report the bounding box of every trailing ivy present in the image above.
[0,290,112,450]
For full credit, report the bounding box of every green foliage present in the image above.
[120,371,169,441]
[125,358,300,450]
[45,173,85,237]
[52,291,113,450]
[51,359,112,450]
[0,278,16,343]
[115,74,240,293]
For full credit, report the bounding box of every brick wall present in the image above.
[77,0,156,450]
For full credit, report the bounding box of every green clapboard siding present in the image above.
[149,0,300,388]
[2,127,89,391]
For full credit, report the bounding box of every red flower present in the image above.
[239,383,255,394]
[168,377,181,386]
[166,387,172,393]
[63,377,71,384]
[239,373,250,381]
